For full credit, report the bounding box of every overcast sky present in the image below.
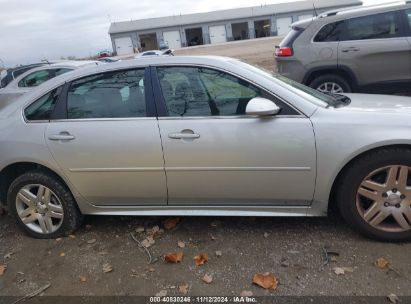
[0,0,390,67]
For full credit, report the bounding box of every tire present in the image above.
[7,170,83,239]
[309,74,352,94]
[336,148,411,242]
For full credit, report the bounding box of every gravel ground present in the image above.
[1,212,411,299]
[1,37,411,301]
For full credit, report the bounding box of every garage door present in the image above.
[276,17,292,36]
[115,37,133,56]
[163,31,181,49]
[209,25,227,44]
[298,14,313,21]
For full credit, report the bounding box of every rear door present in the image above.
[338,10,411,88]
[45,67,167,206]
[153,65,316,206]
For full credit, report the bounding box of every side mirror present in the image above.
[246,97,280,116]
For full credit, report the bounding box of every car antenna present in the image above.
[313,2,318,17]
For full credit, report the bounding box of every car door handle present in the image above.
[48,133,75,141]
[168,133,200,139]
[341,47,360,52]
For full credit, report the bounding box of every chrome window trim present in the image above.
[49,117,157,123]
[157,115,304,120]
[152,63,305,117]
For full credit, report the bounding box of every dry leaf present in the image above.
[135,226,145,233]
[87,238,96,244]
[59,252,66,257]
[152,225,160,233]
[79,275,87,282]
[4,252,13,259]
[163,218,180,230]
[155,290,167,297]
[68,234,76,239]
[387,293,399,304]
[148,267,155,272]
[141,236,155,248]
[102,263,113,273]
[179,283,189,295]
[330,256,338,262]
[177,241,185,248]
[56,238,62,242]
[194,253,209,266]
[0,264,6,276]
[202,273,213,284]
[333,267,353,275]
[215,250,222,257]
[164,252,184,263]
[376,257,390,269]
[240,290,253,297]
[210,235,216,241]
[252,272,278,290]
[264,232,269,238]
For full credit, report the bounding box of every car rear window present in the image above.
[279,27,303,47]
[314,21,344,42]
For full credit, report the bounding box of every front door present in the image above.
[154,66,316,206]
[46,68,167,206]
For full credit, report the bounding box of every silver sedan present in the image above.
[0,56,410,241]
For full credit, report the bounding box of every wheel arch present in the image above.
[0,161,75,208]
[328,144,411,212]
[303,65,359,91]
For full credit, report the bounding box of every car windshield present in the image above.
[233,60,349,107]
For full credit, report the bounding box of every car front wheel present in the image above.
[309,74,352,94]
[336,148,411,241]
[8,170,83,239]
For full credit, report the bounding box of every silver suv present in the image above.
[275,2,411,94]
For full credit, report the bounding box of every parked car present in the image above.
[0,63,46,88]
[134,49,174,59]
[97,57,121,63]
[275,2,411,94]
[0,61,101,106]
[1,56,411,241]
[159,41,170,51]
[97,50,112,58]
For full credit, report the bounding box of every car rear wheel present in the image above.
[309,74,352,94]
[7,170,83,239]
[336,148,411,241]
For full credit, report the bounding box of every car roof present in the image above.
[11,56,235,93]
[317,1,409,20]
[54,56,235,80]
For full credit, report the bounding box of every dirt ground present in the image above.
[1,38,411,301]
[174,37,281,72]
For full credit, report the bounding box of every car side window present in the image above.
[314,21,344,42]
[24,87,61,121]
[157,66,277,117]
[18,69,72,88]
[344,11,400,41]
[67,69,146,119]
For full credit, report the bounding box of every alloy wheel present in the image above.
[15,184,64,234]
[317,82,344,94]
[356,165,411,232]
